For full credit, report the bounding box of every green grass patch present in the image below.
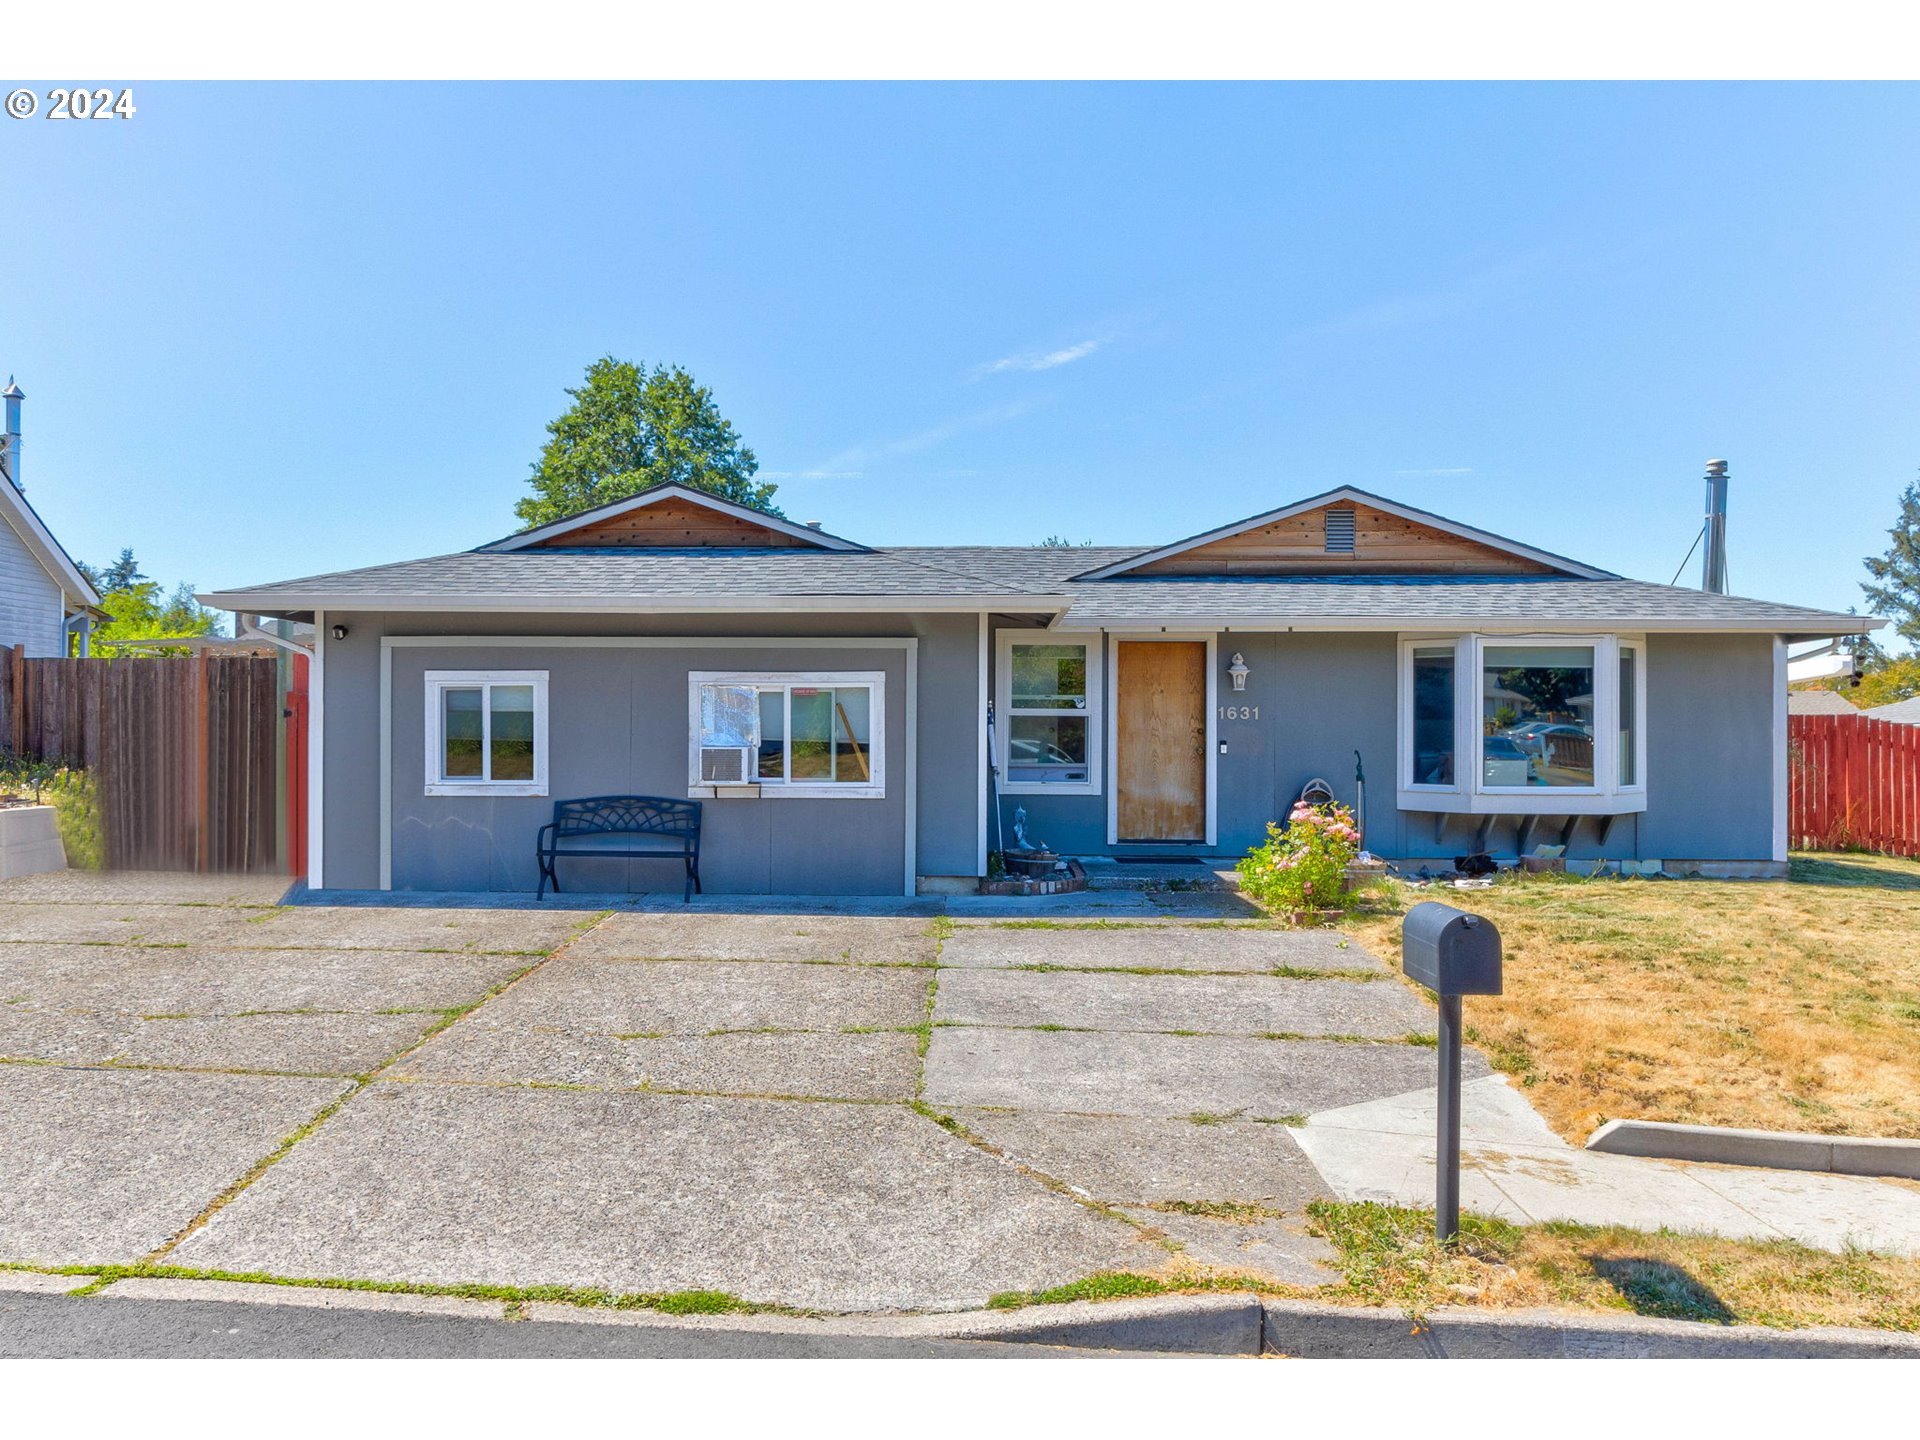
[0,1260,781,1316]
[987,1271,1173,1309]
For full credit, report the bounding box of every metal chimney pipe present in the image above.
[1,377,21,492]
[1702,458,1728,594]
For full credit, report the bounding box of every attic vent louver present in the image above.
[1323,506,1356,554]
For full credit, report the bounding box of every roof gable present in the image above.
[0,479,101,606]
[1073,487,1614,581]
[479,483,868,553]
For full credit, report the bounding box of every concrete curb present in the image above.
[94,1277,509,1319]
[1588,1118,1920,1181]
[1260,1298,1920,1358]
[525,1293,1263,1355]
[35,1278,1920,1357]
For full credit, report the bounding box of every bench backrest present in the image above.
[550,795,702,839]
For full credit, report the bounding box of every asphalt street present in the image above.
[0,1292,1152,1359]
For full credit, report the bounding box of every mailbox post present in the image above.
[1401,901,1503,1243]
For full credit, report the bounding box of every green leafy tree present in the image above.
[1862,479,1920,650]
[1809,654,1920,707]
[90,572,222,657]
[514,358,775,529]
[1495,666,1585,717]
[78,547,145,593]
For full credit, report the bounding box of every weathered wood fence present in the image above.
[1790,712,1920,858]
[0,650,281,872]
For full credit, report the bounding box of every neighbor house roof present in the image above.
[0,473,102,609]
[199,483,1878,639]
[1787,689,1860,716]
[1864,696,1920,725]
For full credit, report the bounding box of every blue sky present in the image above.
[4,82,1916,616]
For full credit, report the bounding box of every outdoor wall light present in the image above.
[1228,652,1250,692]
[330,624,348,641]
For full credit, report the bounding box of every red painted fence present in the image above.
[1790,713,1920,857]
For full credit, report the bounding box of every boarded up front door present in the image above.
[1115,641,1207,842]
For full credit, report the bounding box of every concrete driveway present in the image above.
[0,873,1455,1313]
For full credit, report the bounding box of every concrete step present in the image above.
[1075,858,1240,892]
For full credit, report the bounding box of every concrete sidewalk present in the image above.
[1292,1075,1920,1256]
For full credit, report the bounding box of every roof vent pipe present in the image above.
[1702,458,1728,594]
[1,377,21,492]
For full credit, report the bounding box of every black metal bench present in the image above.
[535,795,703,901]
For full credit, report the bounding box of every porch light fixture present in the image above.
[1228,652,1250,692]
[330,624,348,641]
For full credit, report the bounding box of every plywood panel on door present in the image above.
[1115,641,1207,842]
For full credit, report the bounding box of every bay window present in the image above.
[1398,636,1645,814]
[996,632,1102,792]
[689,672,884,798]
[424,671,548,797]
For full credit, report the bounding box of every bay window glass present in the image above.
[1619,646,1639,786]
[1410,645,1456,786]
[1481,644,1596,788]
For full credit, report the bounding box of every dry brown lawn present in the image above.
[1343,852,1920,1143]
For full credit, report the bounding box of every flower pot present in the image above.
[1003,851,1061,879]
[1286,908,1344,927]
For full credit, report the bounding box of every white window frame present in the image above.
[423,670,549,797]
[687,671,886,800]
[1395,635,1647,816]
[995,631,1103,796]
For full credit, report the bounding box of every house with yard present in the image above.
[0,380,102,656]
[202,483,1876,895]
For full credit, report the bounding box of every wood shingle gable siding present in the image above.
[528,494,822,549]
[1125,501,1559,577]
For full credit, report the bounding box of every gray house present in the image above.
[0,380,101,656]
[203,483,1869,895]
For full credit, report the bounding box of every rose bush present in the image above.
[1237,800,1363,920]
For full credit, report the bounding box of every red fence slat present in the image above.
[1791,711,1920,858]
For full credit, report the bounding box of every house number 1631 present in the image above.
[1218,705,1259,720]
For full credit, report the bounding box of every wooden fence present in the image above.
[0,650,282,872]
[1789,712,1920,858]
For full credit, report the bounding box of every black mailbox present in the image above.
[1402,901,1502,996]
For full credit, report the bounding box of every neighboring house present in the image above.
[1787,688,1860,716]
[202,483,1878,894]
[0,380,103,656]
[1863,696,1920,726]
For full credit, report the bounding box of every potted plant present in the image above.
[1236,800,1366,925]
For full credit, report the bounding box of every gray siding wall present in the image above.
[0,511,65,657]
[989,623,1781,867]
[317,611,1781,894]
[319,610,982,894]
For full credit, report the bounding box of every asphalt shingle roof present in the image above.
[1052,574,1865,632]
[1788,689,1860,716]
[202,544,1871,635]
[1865,696,1920,725]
